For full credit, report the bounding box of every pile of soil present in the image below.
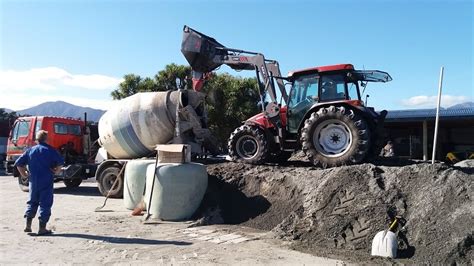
[197,158,473,264]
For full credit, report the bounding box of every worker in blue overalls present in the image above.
[15,130,64,235]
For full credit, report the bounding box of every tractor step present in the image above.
[281,139,299,150]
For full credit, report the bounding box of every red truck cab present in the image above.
[5,116,96,190]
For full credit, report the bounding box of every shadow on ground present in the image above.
[54,186,102,197]
[40,233,192,245]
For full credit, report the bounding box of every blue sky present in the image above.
[1,0,472,111]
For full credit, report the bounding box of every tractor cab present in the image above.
[286,64,391,133]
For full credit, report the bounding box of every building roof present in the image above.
[385,107,474,122]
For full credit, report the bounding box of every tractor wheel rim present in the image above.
[313,119,352,157]
[236,135,259,159]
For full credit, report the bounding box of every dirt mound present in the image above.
[200,160,473,264]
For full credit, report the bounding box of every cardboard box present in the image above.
[156,144,191,163]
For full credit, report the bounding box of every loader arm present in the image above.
[215,48,288,105]
[181,25,288,123]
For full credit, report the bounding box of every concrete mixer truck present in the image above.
[94,89,217,198]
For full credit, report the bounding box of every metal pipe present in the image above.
[423,120,428,161]
[432,67,444,164]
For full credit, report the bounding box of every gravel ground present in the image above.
[0,172,343,265]
[201,158,473,264]
[1,158,472,264]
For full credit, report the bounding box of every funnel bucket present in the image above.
[181,25,227,73]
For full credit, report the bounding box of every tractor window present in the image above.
[347,82,360,100]
[320,75,346,101]
[68,125,82,136]
[54,123,68,135]
[289,75,318,108]
[288,75,319,133]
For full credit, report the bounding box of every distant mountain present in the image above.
[1,108,13,113]
[15,101,105,122]
[448,102,474,109]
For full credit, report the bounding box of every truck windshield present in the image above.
[12,120,30,142]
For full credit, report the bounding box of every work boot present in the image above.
[24,218,33,233]
[37,222,52,235]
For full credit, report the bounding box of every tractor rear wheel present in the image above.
[228,125,268,164]
[301,105,370,168]
[97,165,123,198]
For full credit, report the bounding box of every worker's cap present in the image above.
[36,130,48,142]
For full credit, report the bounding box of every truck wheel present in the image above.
[301,106,370,168]
[97,165,123,198]
[18,175,29,192]
[63,178,82,188]
[13,167,19,177]
[228,125,268,164]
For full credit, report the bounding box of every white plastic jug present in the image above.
[371,230,398,258]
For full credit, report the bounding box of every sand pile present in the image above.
[199,159,473,264]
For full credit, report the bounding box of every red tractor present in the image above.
[182,26,391,167]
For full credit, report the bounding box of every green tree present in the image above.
[203,74,260,148]
[0,108,18,121]
[154,64,191,91]
[111,74,143,100]
[111,64,192,100]
[0,108,19,129]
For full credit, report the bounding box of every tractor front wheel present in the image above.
[228,125,268,164]
[301,105,370,168]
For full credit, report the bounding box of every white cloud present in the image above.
[401,95,472,108]
[1,92,115,111]
[0,67,123,91]
[63,74,123,89]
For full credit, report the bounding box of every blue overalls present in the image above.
[14,142,64,224]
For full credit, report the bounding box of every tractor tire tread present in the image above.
[300,105,371,168]
[228,125,268,164]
